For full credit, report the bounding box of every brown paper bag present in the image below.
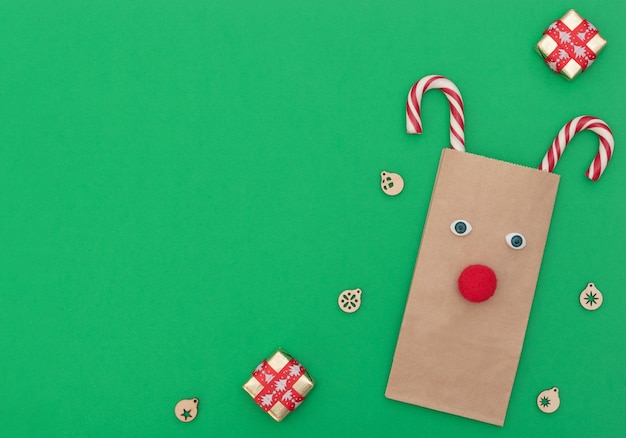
[385,149,560,426]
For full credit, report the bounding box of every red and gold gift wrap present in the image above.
[536,9,606,80]
[243,349,314,422]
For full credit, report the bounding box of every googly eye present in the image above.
[506,233,526,249]
[450,220,472,236]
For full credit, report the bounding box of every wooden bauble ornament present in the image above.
[338,288,362,313]
[537,387,560,413]
[381,171,404,196]
[175,398,199,422]
[579,282,603,310]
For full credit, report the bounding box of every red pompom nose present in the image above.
[458,264,497,303]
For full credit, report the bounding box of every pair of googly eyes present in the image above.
[450,220,526,249]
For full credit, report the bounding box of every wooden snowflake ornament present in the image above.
[338,288,362,313]
[537,387,560,413]
[579,282,603,310]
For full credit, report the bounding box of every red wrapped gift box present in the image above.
[243,349,314,422]
[536,9,606,80]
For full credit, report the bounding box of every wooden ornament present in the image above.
[174,398,199,422]
[579,282,603,310]
[338,288,362,313]
[381,171,404,196]
[537,387,560,413]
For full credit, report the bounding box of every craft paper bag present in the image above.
[386,149,560,426]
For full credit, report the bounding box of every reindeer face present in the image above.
[386,149,559,426]
[388,73,612,426]
[424,150,559,308]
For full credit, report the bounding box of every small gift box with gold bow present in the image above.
[243,349,314,422]
[536,9,606,80]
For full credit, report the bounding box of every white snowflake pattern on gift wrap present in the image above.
[577,31,587,41]
[275,378,288,392]
[254,363,264,373]
[260,393,274,406]
[264,373,275,383]
[588,22,596,32]
[289,364,302,377]
[558,30,571,44]
[587,58,595,67]
[547,60,558,72]
[573,45,587,58]
[558,49,569,60]
[548,21,558,31]
[282,389,293,401]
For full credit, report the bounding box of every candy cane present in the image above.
[406,75,465,152]
[539,116,614,181]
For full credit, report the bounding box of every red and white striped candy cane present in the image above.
[539,116,614,181]
[406,75,465,152]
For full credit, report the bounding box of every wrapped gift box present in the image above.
[243,349,314,422]
[536,9,606,80]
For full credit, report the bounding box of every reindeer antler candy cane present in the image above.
[406,75,465,152]
[539,116,614,181]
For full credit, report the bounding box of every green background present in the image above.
[1,0,624,436]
